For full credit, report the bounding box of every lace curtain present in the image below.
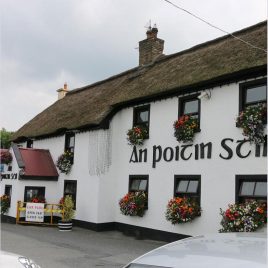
[88,129,112,175]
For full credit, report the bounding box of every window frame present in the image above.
[24,186,45,203]
[179,94,201,131]
[133,105,150,138]
[26,139,33,148]
[235,175,267,203]
[129,175,149,209]
[64,180,77,209]
[64,132,75,153]
[239,78,267,112]
[64,132,75,164]
[174,175,201,204]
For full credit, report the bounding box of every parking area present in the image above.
[1,222,165,267]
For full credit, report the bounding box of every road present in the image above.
[1,222,165,268]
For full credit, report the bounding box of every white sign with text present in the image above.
[26,203,44,222]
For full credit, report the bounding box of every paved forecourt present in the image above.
[1,222,165,267]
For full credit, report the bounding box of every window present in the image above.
[129,175,149,208]
[4,185,12,207]
[236,175,267,203]
[239,78,267,112]
[65,132,75,164]
[179,95,200,128]
[133,105,150,137]
[65,133,75,153]
[64,180,77,209]
[24,186,45,202]
[129,175,149,192]
[174,175,201,204]
[26,139,33,148]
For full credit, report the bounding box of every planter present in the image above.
[58,220,73,231]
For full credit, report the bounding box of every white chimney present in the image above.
[57,83,68,100]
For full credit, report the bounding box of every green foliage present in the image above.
[0,195,10,215]
[219,200,267,232]
[62,195,75,222]
[56,151,74,174]
[127,126,148,146]
[165,197,201,224]
[0,128,14,149]
[236,104,267,145]
[119,191,147,217]
[173,115,199,143]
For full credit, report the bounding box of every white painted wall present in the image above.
[109,79,267,235]
[1,77,266,236]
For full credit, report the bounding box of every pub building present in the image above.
[1,21,267,241]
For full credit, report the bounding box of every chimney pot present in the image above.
[139,25,164,66]
[57,83,69,100]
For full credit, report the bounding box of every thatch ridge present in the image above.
[13,21,267,141]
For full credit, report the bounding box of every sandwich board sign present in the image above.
[26,203,44,222]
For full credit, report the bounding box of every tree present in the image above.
[0,128,14,149]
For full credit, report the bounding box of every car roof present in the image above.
[129,233,267,268]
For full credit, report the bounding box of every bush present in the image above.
[0,195,10,215]
[60,195,75,222]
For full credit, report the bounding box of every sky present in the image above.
[0,0,267,132]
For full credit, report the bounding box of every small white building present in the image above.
[1,22,267,241]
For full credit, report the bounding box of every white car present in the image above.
[124,233,267,268]
[0,251,41,268]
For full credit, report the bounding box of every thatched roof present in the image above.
[13,21,267,141]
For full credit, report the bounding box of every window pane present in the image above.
[254,182,267,196]
[184,100,198,114]
[65,183,76,194]
[5,186,12,196]
[69,136,75,148]
[187,181,199,193]
[176,180,188,192]
[131,180,140,191]
[240,182,255,196]
[139,180,147,191]
[137,110,149,123]
[246,85,266,103]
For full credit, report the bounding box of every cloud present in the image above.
[0,0,267,131]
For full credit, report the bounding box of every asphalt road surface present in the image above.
[1,222,165,268]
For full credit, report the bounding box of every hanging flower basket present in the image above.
[219,200,267,232]
[119,191,147,217]
[0,195,10,215]
[0,150,12,165]
[127,126,148,146]
[56,151,74,174]
[173,115,199,143]
[165,196,201,224]
[236,103,267,145]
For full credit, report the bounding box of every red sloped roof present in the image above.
[19,148,58,179]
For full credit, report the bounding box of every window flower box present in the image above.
[236,103,267,145]
[219,200,267,232]
[173,115,199,143]
[119,191,147,217]
[165,196,201,224]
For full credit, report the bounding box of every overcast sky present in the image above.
[0,0,267,132]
